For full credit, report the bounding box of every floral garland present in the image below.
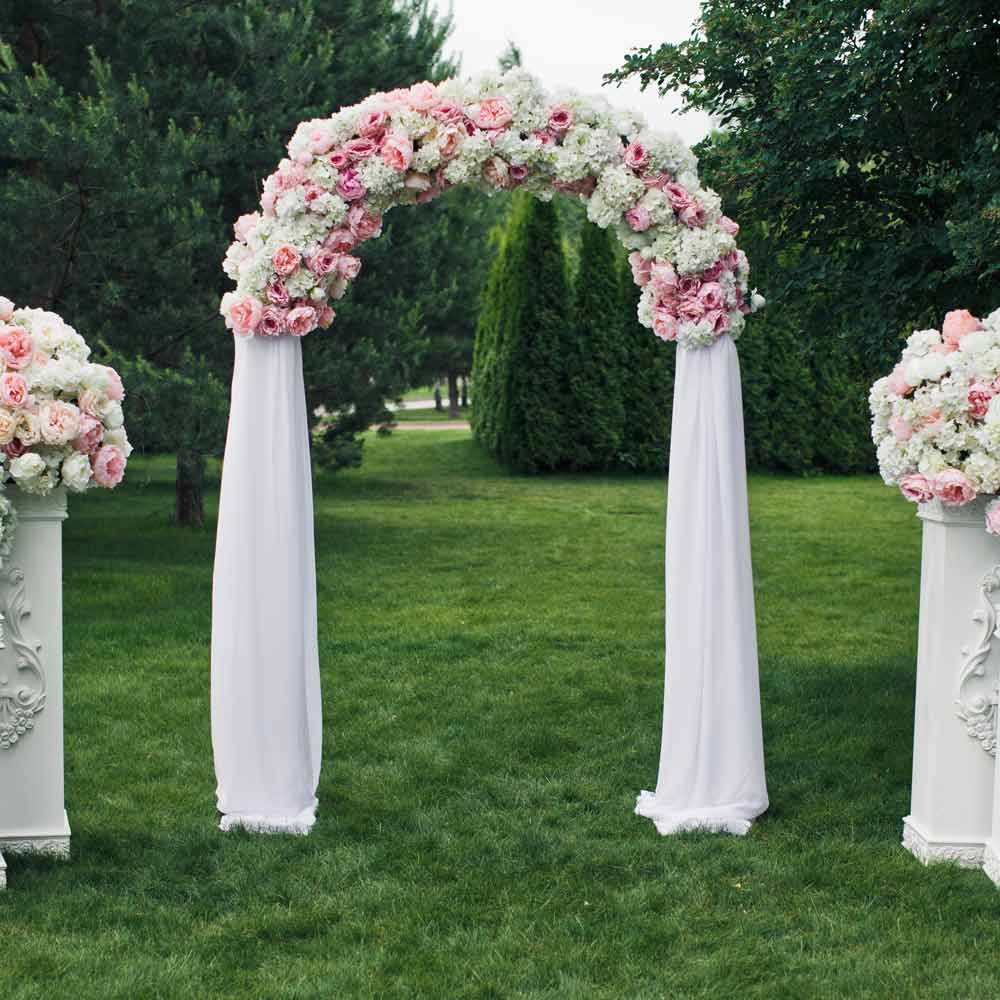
[220,69,764,351]
[870,307,1000,532]
[0,296,131,556]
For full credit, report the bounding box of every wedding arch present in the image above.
[211,70,768,837]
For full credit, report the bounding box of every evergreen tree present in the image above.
[616,255,674,474]
[565,223,625,470]
[472,193,573,471]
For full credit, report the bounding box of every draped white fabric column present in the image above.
[211,333,322,835]
[636,335,768,836]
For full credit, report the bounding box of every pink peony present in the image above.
[344,137,379,161]
[272,245,301,277]
[266,278,290,307]
[886,362,912,397]
[337,255,362,280]
[380,133,414,172]
[942,309,981,348]
[889,415,913,441]
[359,109,389,138]
[328,149,351,170]
[679,200,707,228]
[309,246,340,277]
[624,141,649,171]
[968,383,996,420]
[932,469,976,506]
[899,473,935,503]
[39,401,80,445]
[102,366,125,402]
[74,413,104,453]
[92,445,125,488]
[650,261,679,297]
[625,204,651,232]
[629,252,652,286]
[438,125,464,161]
[336,169,367,201]
[0,326,34,370]
[0,372,28,409]
[234,213,260,242]
[325,228,358,254]
[473,98,513,130]
[652,307,678,342]
[318,306,336,329]
[431,101,463,123]
[226,295,263,336]
[710,309,730,336]
[0,297,13,322]
[348,204,382,241]
[533,129,556,147]
[701,260,724,283]
[678,296,705,322]
[698,282,725,312]
[677,274,701,298]
[407,81,439,111]
[718,215,740,237]
[259,306,287,336]
[548,105,574,133]
[286,305,318,337]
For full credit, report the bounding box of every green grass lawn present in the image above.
[3,431,999,999]
[392,405,470,422]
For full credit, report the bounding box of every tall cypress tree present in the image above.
[616,255,674,473]
[565,223,625,470]
[472,193,573,471]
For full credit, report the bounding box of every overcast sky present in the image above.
[439,0,713,146]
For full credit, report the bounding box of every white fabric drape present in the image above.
[211,333,322,835]
[636,334,768,836]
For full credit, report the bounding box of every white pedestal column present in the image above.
[903,498,999,868]
[0,488,70,889]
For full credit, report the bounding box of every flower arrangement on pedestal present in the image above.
[870,307,1000,532]
[219,69,764,352]
[0,296,131,553]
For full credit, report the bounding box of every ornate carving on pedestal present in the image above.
[902,817,985,869]
[955,566,1000,756]
[0,565,45,751]
[0,835,70,858]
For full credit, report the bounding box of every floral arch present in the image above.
[210,70,768,838]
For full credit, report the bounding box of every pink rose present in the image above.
[92,445,125,489]
[509,163,529,183]
[899,473,934,503]
[308,127,334,155]
[677,274,701,298]
[407,81,439,111]
[650,261,679,297]
[318,306,336,329]
[309,246,340,278]
[678,296,705,322]
[102,366,125,402]
[0,326,34,370]
[1,372,28,409]
[40,401,80,445]
[710,309,730,336]
[652,307,678,342]
[679,200,707,228]
[234,213,260,242]
[3,439,24,459]
[359,109,389,138]
[533,129,556,147]
[932,469,976,506]
[701,261,724,282]
[266,278,290,307]
[889,415,913,441]
[286,305,318,337]
[718,215,740,236]
[272,245,301,277]
[986,502,1000,536]
[380,133,414,172]
[0,297,13,322]
[431,101,463,123]
[328,150,351,170]
[548,105,574,133]
[259,306,287,336]
[226,295,263,337]
[348,205,382,241]
[337,255,362,280]
[942,309,981,348]
[698,282,725,312]
[629,252,652,287]
[325,228,358,254]
[642,172,671,189]
[437,125,464,161]
[968,383,996,420]
[886,362,912,397]
[336,169,367,201]
[664,182,692,212]
[74,413,104,453]
[624,141,649,171]
[473,98,512,130]
[344,137,379,161]
[625,204,651,232]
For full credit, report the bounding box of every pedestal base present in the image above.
[902,814,986,869]
[984,840,1000,887]
[0,810,70,890]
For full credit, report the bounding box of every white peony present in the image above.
[61,452,92,493]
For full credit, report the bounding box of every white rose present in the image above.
[60,452,92,493]
[9,453,46,481]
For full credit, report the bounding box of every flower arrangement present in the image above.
[0,296,130,554]
[870,307,1000,532]
[220,69,764,351]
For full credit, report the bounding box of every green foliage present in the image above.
[617,254,674,473]
[610,0,1000,473]
[565,222,625,470]
[472,193,575,471]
